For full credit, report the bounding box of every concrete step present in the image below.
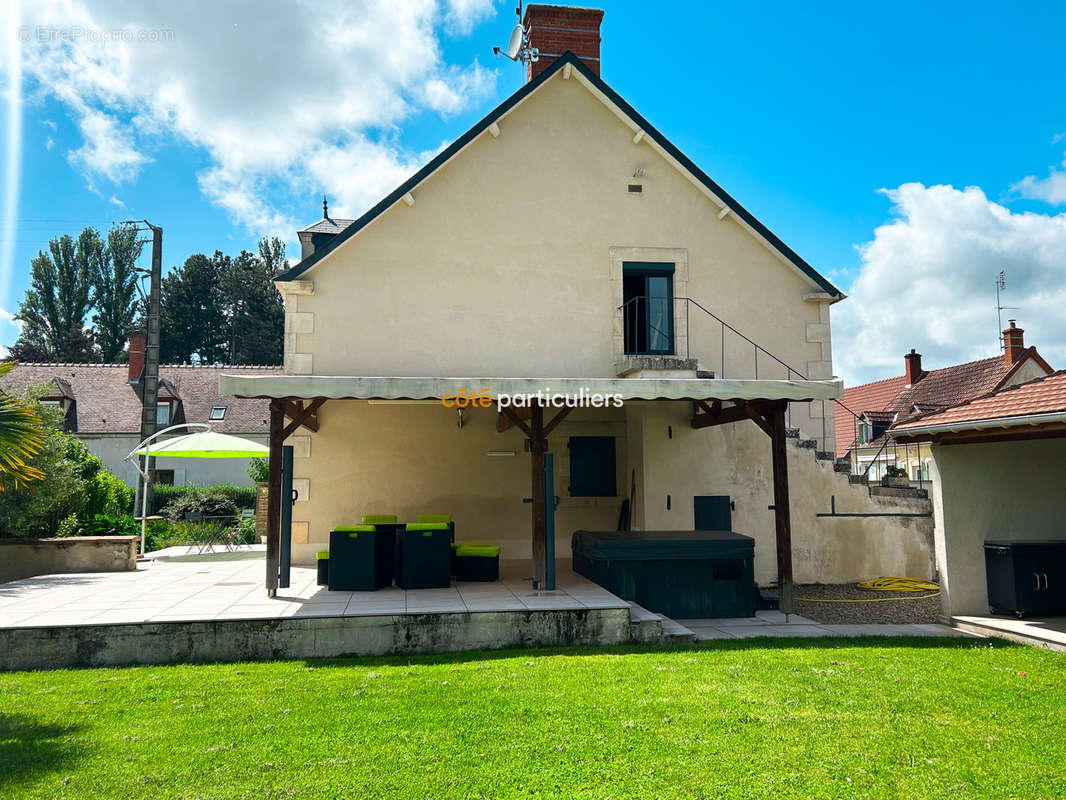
[794,438,818,449]
[627,602,664,643]
[785,428,801,439]
[848,474,869,485]
[656,615,697,643]
[815,450,836,461]
[833,460,853,474]
[870,485,929,500]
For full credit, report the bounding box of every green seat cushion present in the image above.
[362,514,398,524]
[416,514,452,524]
[455,544,500,558]
[406,522,449,531]
[316,550,330,560]
[335,525,376,535]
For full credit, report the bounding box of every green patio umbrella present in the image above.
[126,424,268,554]
[133,430,268,459]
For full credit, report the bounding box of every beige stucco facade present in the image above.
[930,438,1066,617]
[248,67,934,583]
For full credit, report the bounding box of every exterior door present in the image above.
[694,495,732,531]
[622,262,675,354]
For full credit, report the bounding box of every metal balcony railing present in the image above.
[617,295,868,454]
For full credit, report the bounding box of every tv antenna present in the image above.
[492,3,539,65]
[995,270,1019,350]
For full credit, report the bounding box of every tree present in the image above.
[160,238,285,365]
[0,362,46,492]
[160,252,227,364]
[219,239,286,365]
[14,228,101,362]
[92,224,145,362]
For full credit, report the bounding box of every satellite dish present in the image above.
[506,24,524,60]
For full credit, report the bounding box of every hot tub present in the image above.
[571,530,755,619]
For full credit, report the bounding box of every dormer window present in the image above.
[157,401,172,426]
[210,406,227,420]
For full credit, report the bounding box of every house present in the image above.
[221,4,936,605]
[836,321,1053,481]
[893,370,1066,645]
[2,334,278,488]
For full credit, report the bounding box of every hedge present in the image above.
[150,483,258,516]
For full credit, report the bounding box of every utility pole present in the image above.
[132,222,162,544]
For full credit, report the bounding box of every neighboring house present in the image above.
[3,336,278,488]
[836,321,1053,482]
[222,4,935,597]
[893,370,1066,629]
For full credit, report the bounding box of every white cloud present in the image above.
[444,0,498,34]
[0,306,18,327]
[67,108,150,182]
[833,183,1066,385]
[1012,161,1066,205]
[17,0,498,238]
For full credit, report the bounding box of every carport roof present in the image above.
[892,370,1066,442]
[219,374,842,404]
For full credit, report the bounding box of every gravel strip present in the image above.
[792,583,941,625]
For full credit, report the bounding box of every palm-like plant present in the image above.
[0,361,46,490]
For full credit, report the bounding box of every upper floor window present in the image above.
[622,262,675,355]
[210,406,227,420]
[857,421,871,445]
[156,401,171,426]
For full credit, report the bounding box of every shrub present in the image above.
[81,514,140,537]
[161,486,239,520]
[84,467,135,518]
[151,483,256,516]
[247,456,269,483]
[56,513,82,537]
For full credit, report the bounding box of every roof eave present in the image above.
[275,52,842,297]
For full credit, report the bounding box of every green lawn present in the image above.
[2,638,1064,799]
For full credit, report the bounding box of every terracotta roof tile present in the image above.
[2,363,279,434]
[895,370,1066,430]
[835,375,907,455]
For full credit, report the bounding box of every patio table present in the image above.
[186,515,246,554]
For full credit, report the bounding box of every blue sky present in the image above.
[2,1,1065,382]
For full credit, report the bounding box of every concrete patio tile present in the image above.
[725,624,836,638]
[687,616,763,626]
[755,610,817,624]
[291,604,349,617]
[688,626,739,640]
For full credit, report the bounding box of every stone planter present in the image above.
[0,536,138,583]
[881,475,910,488]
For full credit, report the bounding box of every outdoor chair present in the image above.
[416,514,455,542]
[328,525,393,591]
[453,543,500,582]
[316,550,329,586]
[396,523,452,589]
[361,515,403,581]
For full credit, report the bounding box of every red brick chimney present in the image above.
[904,349,923,386]
[523,4,604,83]
[1003,320,1025,366]
[128,331,146,383]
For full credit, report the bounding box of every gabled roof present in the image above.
[894,370,1066,434]
[276,52,841,297]
[2,363,279,434]
[299,217,354,235]
[835,348,1054,454]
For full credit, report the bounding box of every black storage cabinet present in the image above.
[396,527,452,589]
[984,540,1066,617]
[328,528,393,591]
[572,530,756,618]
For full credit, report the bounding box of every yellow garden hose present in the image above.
[856,577,939,592]
[796,576,940,603]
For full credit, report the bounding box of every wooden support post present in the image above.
[769,402,794,616]
[529,403,547,588]
[266,399,285,596]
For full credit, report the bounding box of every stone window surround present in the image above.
[608,246,689,361]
